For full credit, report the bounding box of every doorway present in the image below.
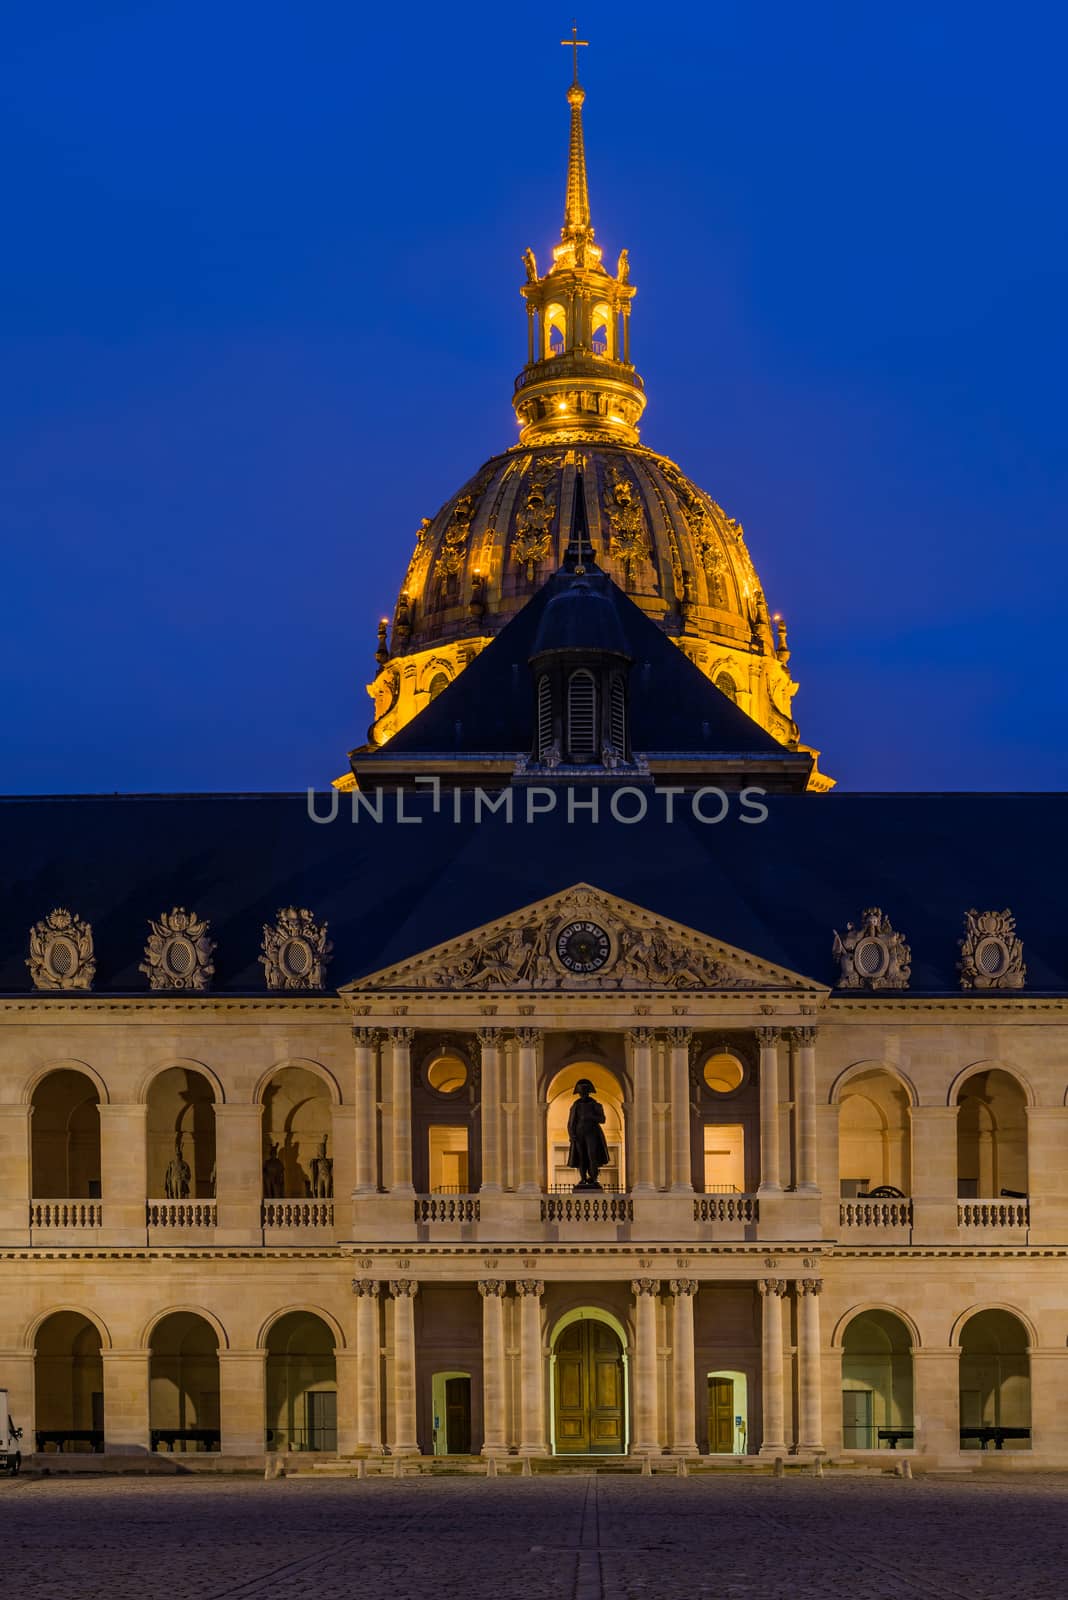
[842,1389,874,1449]
[431,1371,472,1455]
[706,1370,748,1454]
[553,1319,625,1454]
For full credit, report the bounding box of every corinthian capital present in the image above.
[669,1279,698,1297]
[758,1278,788,1297]
[791,1026,818,1047]
[515,1279,545,1298]
[627,1027,656,1047]
[388,1027,415,1047]
[665,1028,692,1048]
[351,1278,381,1298]
[797,1278,823,1296]
[389,1278,418,1298]
[631,1278,660,1296]
[477,1028,505,1047]
[351,1027,380,1047]
[478,1279,508,1297]
[755,1026,781,1047]
[514,1027,542,1047]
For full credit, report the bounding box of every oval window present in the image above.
[703,1051,745,1094]
[426,1054,468,1094]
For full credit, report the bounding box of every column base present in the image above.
[669,1443,698,1456]
[758,1443,788,1457]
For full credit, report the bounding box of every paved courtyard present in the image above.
[1,1471,1063,1599]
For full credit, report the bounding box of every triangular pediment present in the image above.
[342,883,823,994]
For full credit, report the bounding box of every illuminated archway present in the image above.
[838,1069,912,1196]
[264,1311,337,1452]
[958,1309,1031,1450]
[34,1311,104,1451]
[956,1069,1028,1198]
[548,1307,629,1456]
[148,1312,220,1452]
[30,1070,101,1199]
[545,1063,626,1191]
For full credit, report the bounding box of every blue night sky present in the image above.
[2,1,1065,794]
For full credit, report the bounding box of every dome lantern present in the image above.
[513,39,646,447]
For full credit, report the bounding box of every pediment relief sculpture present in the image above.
[347,885,814,994]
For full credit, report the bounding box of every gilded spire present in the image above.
[560,24,592,245]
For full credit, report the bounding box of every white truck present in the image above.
[0,1391,22,1475]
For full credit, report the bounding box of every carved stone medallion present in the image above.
[27,908,95,991]
[140,908,216,991]
[260,907,332,990]
[959,908,1026,990]
[832,908,910,991]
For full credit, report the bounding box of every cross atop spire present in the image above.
[560,21,588,85]
[560,26,593,247]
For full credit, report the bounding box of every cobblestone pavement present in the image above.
[2,1472,1064,1600]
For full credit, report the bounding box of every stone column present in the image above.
[213,1104,264,1243]
[98,1103,147,1242]
[667,1030,694,1193]
[479,1280,509,1456]
[102,1349,150,1453]
[515,1029,542,1194]
[219,1349,266,1455]
[0,1104,31,1243]
[796,1278,824,1452]
[758,1278,788,1454]
[793,1027,818,1193]
[353,1279,383,1454]
[669,1279,698,1454]
[516,1280,546,1454]
[631,1278,661,1453]
[388,1279,419,1454]
[478,1030,504,1193]
[352,1028,379,1195]
[388,1030,415,1197]
[629,1029,656,1194]
[757,1028,783,1194]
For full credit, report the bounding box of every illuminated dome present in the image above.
[356,52,830,789]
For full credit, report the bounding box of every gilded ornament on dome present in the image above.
[435,493,475,578]
[602,465,648,580]
[511,457,559,578]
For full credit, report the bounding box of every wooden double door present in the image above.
[553,1320,625,1454]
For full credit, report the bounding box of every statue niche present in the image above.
[567,1079,611,1191]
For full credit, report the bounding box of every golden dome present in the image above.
[352,50,831,790]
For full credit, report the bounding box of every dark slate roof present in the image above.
[0,792,1065,995]
[354,565,787,761]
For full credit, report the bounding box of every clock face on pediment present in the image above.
[341,883,823,996]
[555,920,612,974]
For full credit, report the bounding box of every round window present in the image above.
[426,1054,468,1094]
[703,1052,745,1094]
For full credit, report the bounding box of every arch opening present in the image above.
[265,1311,337,1453]
[149,1312,220,1452]
[841,1310,914,1450]
[30,1069,101,1199]
[958,1309,1031,1450]
[261,1066,333,1200]
[839,1070,912,1198]
[146,1067,216,1199]
[34,1311,104,1452]
[956,1070,1028,1198]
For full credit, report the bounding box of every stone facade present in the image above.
[2,906,1065,1469]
